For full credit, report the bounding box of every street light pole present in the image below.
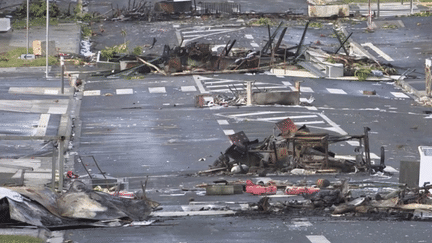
[46,0,49,78]
[26,0,29,58]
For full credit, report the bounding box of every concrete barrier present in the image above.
[0,18,11,32]
[308,2,349,17]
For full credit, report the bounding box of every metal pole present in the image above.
[246,81,252,106]
[410,0,413,14]
[61,56,64,94]
[26,0,29,58]
[46,0,49,78]
[51,144,57,190]
[426,58,432,97]
[377,0,380,18]
[58,138,65,192]
[368,0,372,29]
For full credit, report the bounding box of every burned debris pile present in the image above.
[201,118,385,176]
[0,180,159,228]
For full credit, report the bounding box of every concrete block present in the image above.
[326,63,344,78]
[399,160,419,188]
[308,4,349,17]
[0,18,11,32]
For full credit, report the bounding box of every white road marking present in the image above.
[182,27,245,46]
[148,87,166,93]
[152,210,236,217]
[44,89,58,95]
[391,92,409,98]
[282,81,292,86]
[48,106,67,114]
[326,88,347,95]
[116,88,134,95]
[245,34,254,39]
[217,120,229,125]
[229,111,286,117]
[181,86,197,92]
[34,114,50,136]
[346,141,360,146]
[370,153,380,159]
[223,129,235,135]
[251,42,260,48]
[289,86,314,93]
[361,42,394,62]
[305,106,318,110]
[83,90,101,96]
[306,235,331,243]
[193,75,210,94]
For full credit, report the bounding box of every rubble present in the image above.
[0,181,159,228]
[205,117,385,176]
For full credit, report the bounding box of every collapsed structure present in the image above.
[204,117,385,175]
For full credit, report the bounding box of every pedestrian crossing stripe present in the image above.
[306,235,331,243]
[245,34,254,39]
[327,88,347,95]
[223,129,235,135]
[116,89,134,95]
[148,87,167,93]
[181,86,197,92]
[289,86,314,93]
[391,92,409,98]
[217,120,229,125]
[83,90,101,96]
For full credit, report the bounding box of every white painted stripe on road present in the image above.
[307,235,331,243]
[217,120,229,125]
[370,152,380,159]
[290,86,314,92]
[181,86,197,92]
[229,111,286,117]
[245,34,254,39]
[327,88,347,95]
[251,42,260,48]
[223,130,235,135]
[305,106,318,110]
[391,92,409,98]
[148,87,166,93]
[116,88,134,95]
[282,81,292,86]
[294,121,326,125]
[361,42,394,62]
[346,141,360,146]
[182,28,237,35]
[152,210,236,217]
[202,79,237,84]
[44,89,59,95]
[83,90,101,96]
[35,114,50,136]
[193,75,210,94]
[48,106,67,114]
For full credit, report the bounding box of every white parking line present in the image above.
[391,92,409,98]
[181,86,197,92]
[116,88,134,95]
[326,88,347,95]
[307,235,331,243]
[148,87,166,93]
[245,34,254,39]
[35,114,50,136]
[223,130,235,135]
[83,90,101,96]
[361,42,394,62]
[217,120,229,125]
[289,86,314,93]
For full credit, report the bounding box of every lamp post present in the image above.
[45,0,49,78]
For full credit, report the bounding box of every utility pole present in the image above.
[426,58,432,97]
[45,0,49,78]
[26,0,29,58]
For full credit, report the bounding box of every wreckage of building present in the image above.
[203,118,385,176]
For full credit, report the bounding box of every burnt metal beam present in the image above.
[274,27,287,52]
[225,39,236,56]
[294,21,310,59]
[261,21,284,54]
[334,30,352,56]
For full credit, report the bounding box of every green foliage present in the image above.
[13,0,61,19]
[354,68,371,81]
[411,11,432,17]
[132,46,143,56]
[0,235,44,243]
[81,24,93,38]
[251,17,276,26]
[12,17,59,29]
[309,22,323,28]
[0,47,58,68]
[100,43,129,60]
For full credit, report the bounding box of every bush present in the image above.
[100,43,129,60]
[13,0,61,19]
